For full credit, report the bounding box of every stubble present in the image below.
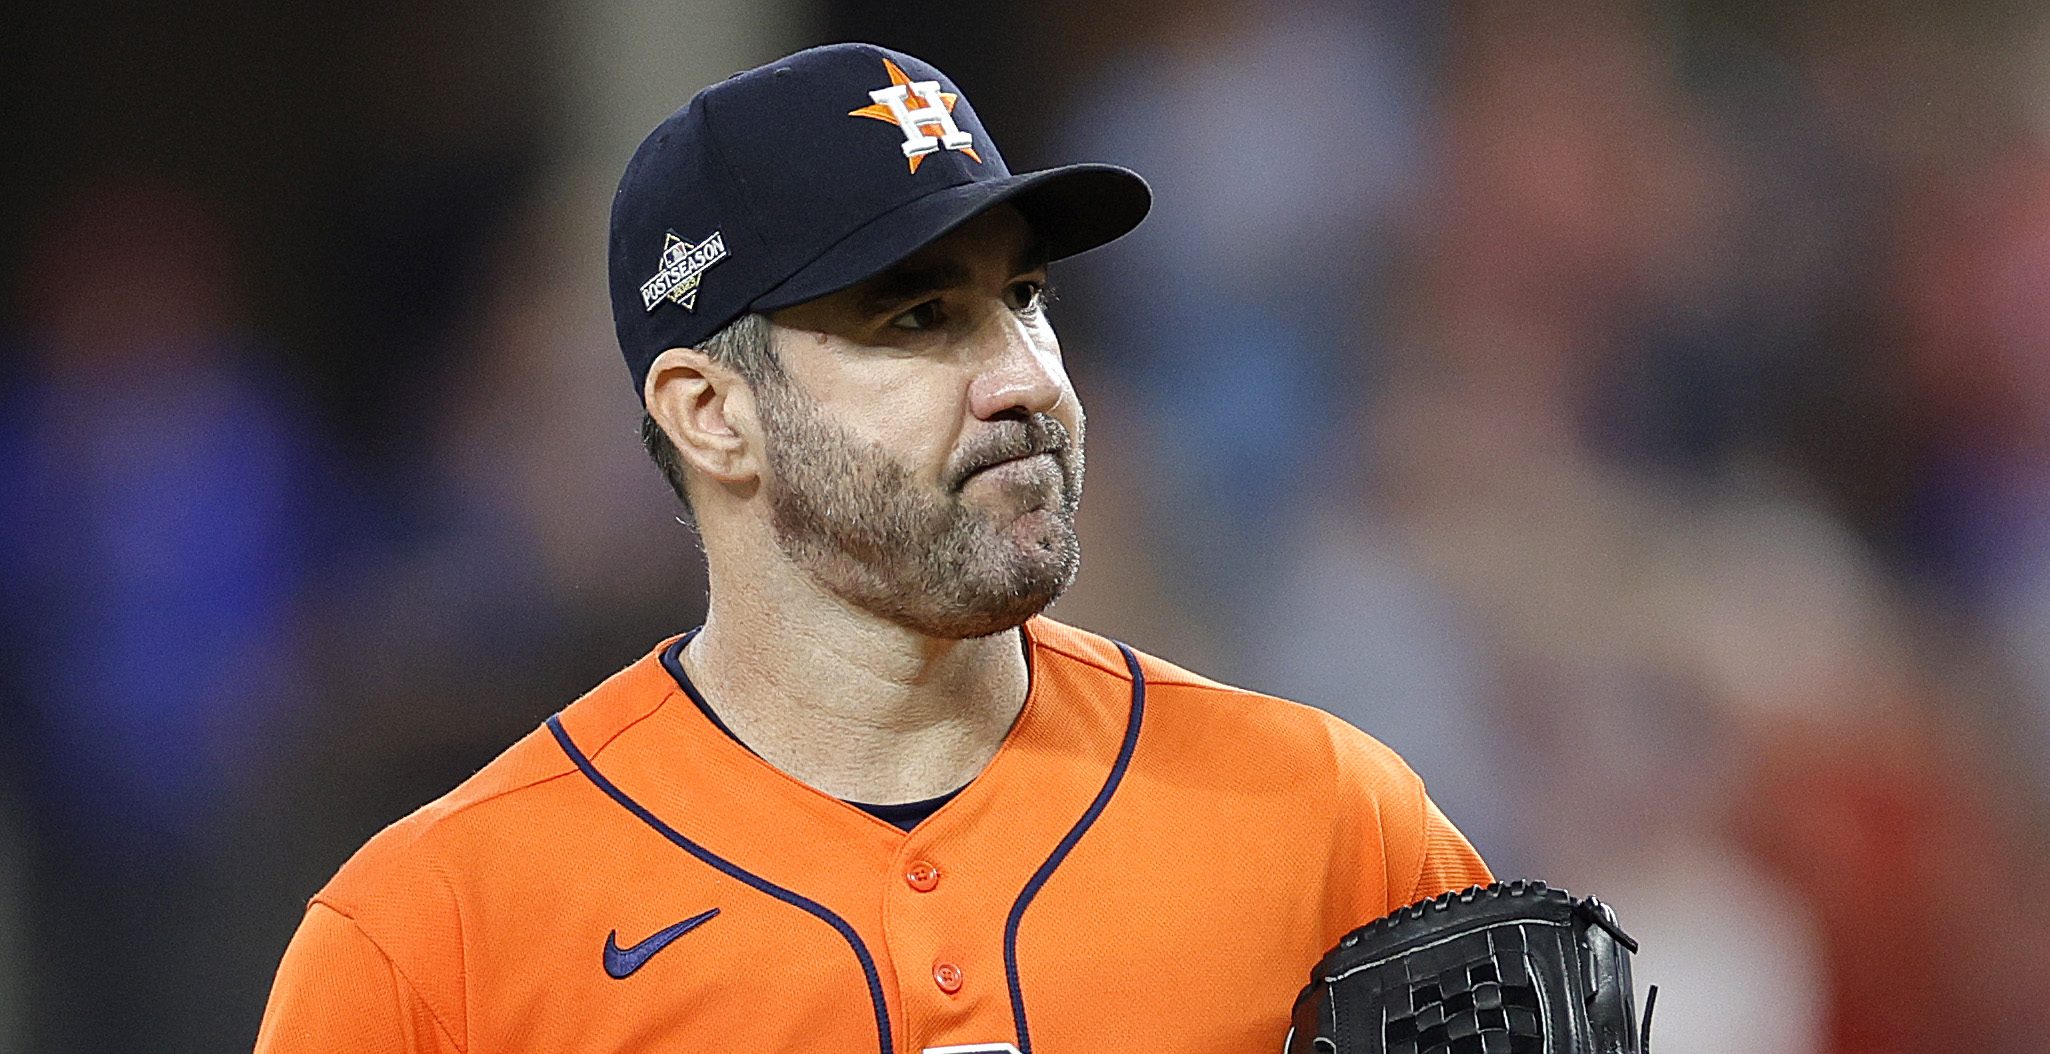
[758,379,1085,639]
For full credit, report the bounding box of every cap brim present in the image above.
[752,163,1150,313]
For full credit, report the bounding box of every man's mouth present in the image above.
[950,411,1074,491]
[962,449,1061,487]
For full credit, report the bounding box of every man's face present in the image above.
[757,205,1085,640]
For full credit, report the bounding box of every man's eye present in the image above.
[1008,281,1048,314]
[889,300,944,331]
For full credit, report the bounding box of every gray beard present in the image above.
[757,379,1084,640]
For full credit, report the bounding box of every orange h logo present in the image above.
[849,58,983,173]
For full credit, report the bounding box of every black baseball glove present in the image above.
[1287,880,1655,1054]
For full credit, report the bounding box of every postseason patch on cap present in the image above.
[641,229,729,312]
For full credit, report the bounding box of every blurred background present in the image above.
[6,0,2050,1050]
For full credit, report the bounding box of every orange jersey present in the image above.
[255,617,1490,1053]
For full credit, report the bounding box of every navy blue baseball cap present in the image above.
[609,43,1151,399]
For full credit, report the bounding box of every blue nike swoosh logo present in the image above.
[603,907,720,979]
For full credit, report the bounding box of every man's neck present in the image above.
[684,551,1031,806]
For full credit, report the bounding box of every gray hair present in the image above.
[640,312,780,515]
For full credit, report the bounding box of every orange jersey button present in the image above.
[906,860,941,892]
[932,961,964,994]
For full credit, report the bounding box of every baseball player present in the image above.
[254,43,1491,1054]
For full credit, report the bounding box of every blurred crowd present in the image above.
[6,0,2050,1050]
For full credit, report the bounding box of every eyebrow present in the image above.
[853,238,1050,316]
[855,261,971,316]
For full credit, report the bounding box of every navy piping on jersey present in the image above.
[546,715,894,1054]
[1004,640,1147,1054]
[660,630,730,736]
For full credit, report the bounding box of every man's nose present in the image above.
[967,312,1063,421]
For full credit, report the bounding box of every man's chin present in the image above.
[1000,505,1068,548]
[910,544,1079,640]
[924,587,1064,640]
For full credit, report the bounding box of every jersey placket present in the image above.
[873,635,1146,1054]
[882,837,1004,1052]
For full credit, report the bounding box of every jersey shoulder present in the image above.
[312,637,682,926]
[1030,616,1420,791]
[1032,618,1477,914]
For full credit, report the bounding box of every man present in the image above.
[255,43,1490,1054]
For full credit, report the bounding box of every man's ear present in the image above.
[643,346,763,488]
